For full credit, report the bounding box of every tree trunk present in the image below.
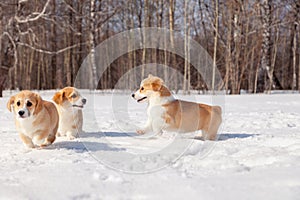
[225,2,232,94]
[65,33,72,86]
[51,0,57,89]
[248,48,255,93]
[162,0,169,82]
[269,9,279,92]
[75,1,83,88]
[169,0,175,62]
[183,0,189,94]
[0,3,2,97]
[257,0,272,93]
[292,0,300,90]
[198,0,208,50]
[89,0,97,89]
[27,48,34,89]
[212,0,218,94]
[142,0,149,78]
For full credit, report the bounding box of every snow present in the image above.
[0,90,300,200]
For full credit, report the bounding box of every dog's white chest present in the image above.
[147,104,165,118]
[147,103,168,133]
[59,109,82,131]
[60,111,73,126]
[16,117,38,138]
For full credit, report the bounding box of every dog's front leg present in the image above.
[137,119,153,135]
[67,130,78,140]
[19,133,35,148]
[152,118,165,136]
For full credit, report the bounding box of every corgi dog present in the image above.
[132,74,222,140]
[7,90,59,148]
[52,87,86,140]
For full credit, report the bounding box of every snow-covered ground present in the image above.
[0,90,300,200]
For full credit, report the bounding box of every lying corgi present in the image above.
[132,74,222,140]
[52,87,86,139]
[7,90,58,148]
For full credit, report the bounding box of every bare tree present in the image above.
[0,0,298,94]
[257,0,272,93]
[88,0,97,89]
[183,0,190,94]
[212,0,218,94]
[291,0,300,90]
[141,0,149,78]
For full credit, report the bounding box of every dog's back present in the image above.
[163,100,222,139]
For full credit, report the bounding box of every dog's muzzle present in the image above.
[137,97,147,102]
[132,94,147,102]
[72,98,86,108]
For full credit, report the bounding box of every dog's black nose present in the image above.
[82,98,87,104]
[18,110,25,116]
[131,94,135,98]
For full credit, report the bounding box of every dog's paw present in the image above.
[39,142,50,148]
[68,135,76,140]
[136,129,146,135]
[66,131,78,140]
[25,143,35,149]
[56,132,62,137]
[57,132,66,137]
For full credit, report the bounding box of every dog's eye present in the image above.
[26,101,32,107]
[141,87,144,91]
[17,101,20,106]
[71,94,77,98]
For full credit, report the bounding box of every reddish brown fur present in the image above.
[159,85,172,97]
[19,133,34,148]
[140,75,222,140]
[52,87,84,139]
[7,90,42,115]
[162,100,222,140]
[7,91,59,147]
[53,87,80,105]
[139,75,171,97]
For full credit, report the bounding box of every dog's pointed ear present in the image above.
[7,96,15,112]
[33,93,43,115]
[52,91,64,105]
[151,77,164,91]
[148,74,153,78]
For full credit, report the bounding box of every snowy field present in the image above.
[0,90,300,200]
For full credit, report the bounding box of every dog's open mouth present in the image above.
[137,97,147,102]
[72,105,84,108]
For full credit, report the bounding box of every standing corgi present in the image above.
[132,75,222,140]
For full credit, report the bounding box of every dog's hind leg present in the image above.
[44,133,56,146]
[205,106,222,140]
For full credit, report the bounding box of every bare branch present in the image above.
[62,0,79,14]
[17,42,88,55]
[14,0,51,23]
[1,32,18,70]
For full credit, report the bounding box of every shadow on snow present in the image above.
[46,131,258,152]
[45,131,131,152]
[217,133,258,141]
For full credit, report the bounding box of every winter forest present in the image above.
[0,0,299,96]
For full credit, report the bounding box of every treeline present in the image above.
[0,0,299,96]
